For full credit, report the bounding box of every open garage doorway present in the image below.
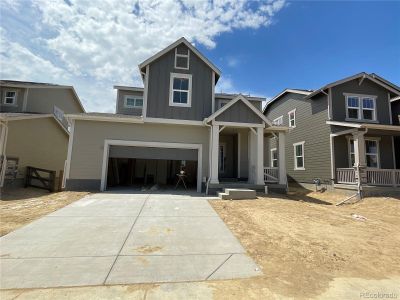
[101,141,203,192]
[106,158,198,190]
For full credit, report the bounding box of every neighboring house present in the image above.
[0,81,85,188]
[65,37,287,193]
[263,72,400,192]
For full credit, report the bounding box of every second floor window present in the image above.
[175,47,189,70]
[4,91,17,105]
[169,73,192,107]
[273,116,283,126]
[288,109,296,128]
[346,94,377,121]
[124,96,143,108]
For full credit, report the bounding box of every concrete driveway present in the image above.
[0,191,261,289]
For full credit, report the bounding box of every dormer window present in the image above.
[124,95,143,108]
[3,91,17,105]
[169,73,192,107]
[174,47,189,70]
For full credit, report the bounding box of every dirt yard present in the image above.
[209,189,400,299]
[1,188,399,299]
[0,188,89,236]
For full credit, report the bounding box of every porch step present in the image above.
[218,188,257,200]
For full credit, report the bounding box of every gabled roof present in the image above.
[370,73,400,92]
[215,93,266,102]
[262,89,312,114]
[0,80,85,112]
[138,37,221,80]
[205,94,272,126]
[305,72,400,99]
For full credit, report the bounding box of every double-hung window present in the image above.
[273,116,283,126]
[270,148,278,168]
[174,47,189,70]
[124,95,143,108]
[345,94,377,121]
[169,73,192,107]
[288,109,296,128]
[293,141,305,170]
[348,138,379,168]
[3,91,17,105]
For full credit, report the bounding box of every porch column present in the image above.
[278,132,287,185]
[353,131,366,167]
[255,127,265,185]
[210,124,219,184]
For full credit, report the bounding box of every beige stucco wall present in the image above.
[5,117,69,179]
[69,120,210,181]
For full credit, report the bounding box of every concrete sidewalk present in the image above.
[0,191,261,289]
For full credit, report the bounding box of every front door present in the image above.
[219,143,226,176]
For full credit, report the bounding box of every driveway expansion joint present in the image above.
[205,253,233,280]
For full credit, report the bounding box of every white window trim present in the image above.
[124,95,143,108]
[273,115,283,126]
[270,148,278,168]
[174,48,190,70]
[3,90,17,106]
[293,141,305,170]
[169,73,192,108]
[344,93,377,122]
[53,105,64,122]
[288,109,296,128]
[218,99,230,109]
[346,136,381,169]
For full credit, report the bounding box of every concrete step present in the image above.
[218,188,257,200]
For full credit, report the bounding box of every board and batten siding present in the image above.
[265,93,332,183]
[331,78,392,124]
[67,120,210,190]
[215,100,263,124]
[116,89,143,116]
[146,43,213,121]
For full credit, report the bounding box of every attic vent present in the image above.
[175,46,189,70]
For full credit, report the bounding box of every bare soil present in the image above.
[209,189,400,299]
[0,188,89,236]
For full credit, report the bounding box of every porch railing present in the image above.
[264,167,279,183]
[336,168,400,187]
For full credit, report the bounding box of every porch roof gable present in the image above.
[205,94,272,126]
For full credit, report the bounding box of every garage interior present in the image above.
[106,146,198,190]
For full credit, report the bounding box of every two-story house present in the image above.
[65,37,287,193]
[0,80,85,188]
[263,72,400,193]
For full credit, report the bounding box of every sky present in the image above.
[1,0,399,112]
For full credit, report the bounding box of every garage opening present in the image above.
[106,145,198,190]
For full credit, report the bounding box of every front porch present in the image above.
[330,121,400,190]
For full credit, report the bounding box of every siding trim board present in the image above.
[100,139,203,192]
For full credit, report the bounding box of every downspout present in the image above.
[204,119,212,195]
[0,120,9,188]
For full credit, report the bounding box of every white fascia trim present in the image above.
[216,94,266,102]
[138,37,221,76]
[0,113,53,121]
[169,73,192,108]
[144,117,204,126]
[263,89,312,113]
[306,72,400,99]
[390,96,400,102]
[66,115,144,123]
[205,94,272,126]
[100,139,203,192]
[113,86,144,92]
[326,120,400,132]
[142,65,150,118]
[264,126,290,132]
[212,120,265,128]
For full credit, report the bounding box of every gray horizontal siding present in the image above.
[265,93,331,183]
[331,78,392,124]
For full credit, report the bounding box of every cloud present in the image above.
[0,0,286,112]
